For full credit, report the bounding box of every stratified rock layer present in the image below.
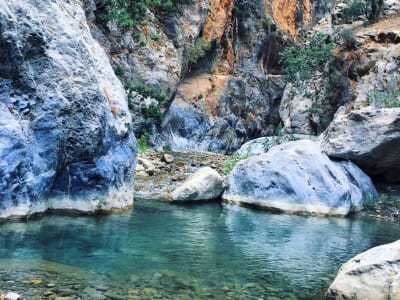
[0,0,136,218]
[326,240,400,300]
[322,107,400,182]
[223,140,377,215]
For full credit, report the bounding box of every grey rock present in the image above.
[162,153,174,164]
[322,107,400,182]
[236,134,316,156]
[326,240,400,300]
[223,140,377,215]
[0,0,136,218]
[170,167,224,202]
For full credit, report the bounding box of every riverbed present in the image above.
[1,200,400,299]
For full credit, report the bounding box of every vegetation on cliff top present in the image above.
[104,0,193,30]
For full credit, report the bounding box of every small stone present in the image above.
[44,290,54,297]
[47,283,55,288]
[162,154,174,164]
[5,293,21,300]
[30,279,43,285]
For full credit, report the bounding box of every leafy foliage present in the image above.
[222,153,250,176]
[280,33,335,85]
[137,133,149,155]
[124,82,168,104]
[104,0,193,30]
[342,0,365,22]
[341,0,383,23]
[367,76,400,108]
[187,38,211,65]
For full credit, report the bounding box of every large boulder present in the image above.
[170,167,223,202]
[326,240,400,300]
[222,140,377,215]
[0,0,136,218]
[322,107,400,182]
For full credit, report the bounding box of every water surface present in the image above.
[0,200,399,299]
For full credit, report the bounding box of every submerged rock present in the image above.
[223,140,377,215]
[0,0,136,218]
[322,107,400,183]
[170,167,223,202]
[326,240,400,300]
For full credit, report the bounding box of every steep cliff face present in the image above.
[160,0,329,152]
[84,0,209,135]
[0,0,136,218]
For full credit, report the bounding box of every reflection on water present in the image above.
[0,200,399,299]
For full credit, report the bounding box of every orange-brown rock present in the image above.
[203,0,234,43]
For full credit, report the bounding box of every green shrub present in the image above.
[367,76,400,108]
[363,193,376,209]
[280,33,334,85]
[150,32,161,41]
[124,82,168,104]
[342,0,365,22]
[163,144,172,152]
[263,134,300,152]
[222,153,250,176]
[141,103,163,127]
[187,38,211,65]
[137,133,148,155]
[114,65,125,77]
[104,0,194,31]
[340,28,358,49]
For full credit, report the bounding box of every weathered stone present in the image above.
[4,293,21,300]
[322,107,400,182]
[170,167,224,202]
[0,0,136,218]
[223,140,377,215]
[162,153,174,164]
[236,134,316,156]
[326,240,400,300]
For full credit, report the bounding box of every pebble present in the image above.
[30,279,42,285]
[5,292,21,300]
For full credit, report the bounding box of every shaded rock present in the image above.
[223,140,377,215]
[326,240,400,300]
[170,167,223,202]
[0,0,136,218]
[162,153,174,164]
[322,107,400,182]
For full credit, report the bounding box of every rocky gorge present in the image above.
[1,0,400,298]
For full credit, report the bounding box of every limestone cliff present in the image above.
[0,0,136,218]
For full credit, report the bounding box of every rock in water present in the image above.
[170,167,224,202]
[223,140,377,215]
[0,0,136,218]
[326,240,400,300]
[322,107,400,183]
[4,293,21,300]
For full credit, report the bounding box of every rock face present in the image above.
[322,107,400,182]
[223,140,377,215]
[84,0,209,135]
[0,0,136,218]
[170,167,224,202]
[326,240,400,300]
[158,0,329,153]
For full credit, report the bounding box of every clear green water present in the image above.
[0,200,400,300]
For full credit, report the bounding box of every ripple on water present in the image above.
[0,200,400,299]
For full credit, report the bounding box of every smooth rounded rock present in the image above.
[223,140,377,215]
[170,167,224,202]
[326,240,400,300]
